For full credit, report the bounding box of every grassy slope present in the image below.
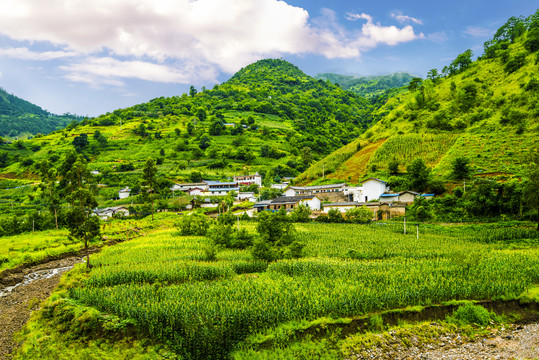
[13,220,539,359]
[0,59,374,183]
[297,35,539,185]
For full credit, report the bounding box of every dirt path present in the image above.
[349,322,539,360]
[0,257,82,359]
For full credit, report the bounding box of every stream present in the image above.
[0,265,75,297]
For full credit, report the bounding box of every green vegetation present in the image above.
[299,9,539,185]
[14,219,538,359]
[0,86,82,140]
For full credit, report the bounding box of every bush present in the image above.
[176,214,211,236]
[344,206,372,223]
[447,302,499,326]
[290,204,311,222]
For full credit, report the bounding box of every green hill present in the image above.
[315,72,415,98]
[0,87,81,140]
[298,11,539,186]
[0,59,375,186]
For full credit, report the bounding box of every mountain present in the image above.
[0,87,81,140]
[0,59,375,185]
[315,72,415,99]
[298,13,539,186]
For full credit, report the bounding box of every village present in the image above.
[94,172,434,221]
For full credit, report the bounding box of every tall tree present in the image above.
[451,156,471,180]
[38,159,60,229]
[142,158,158,221]
[406,158,431,192]
[65,155,100,270]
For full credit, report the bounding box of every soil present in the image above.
[350,322,539,360]
[0,257,82,359]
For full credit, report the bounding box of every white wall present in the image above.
[361,180,388,202]
[300,197,320,211]
[284,188,296,197]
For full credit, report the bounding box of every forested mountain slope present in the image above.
[298,11,539,186]
[0,87,81,139]
[315,72,414,99]
[0,59,376,185]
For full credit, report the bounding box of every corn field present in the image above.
[70,222,539,359]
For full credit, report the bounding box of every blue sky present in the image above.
[0,0,536,117]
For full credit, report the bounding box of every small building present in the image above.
[420,194,435,200]
[237,192,256,201]
[171,182,208,192]
[399,191,419,203]
[284,183,348,197]
[118,187,130,199]
[360,178,390,202]
[186,187,204,196]
[322,202,360,213]
[271,183,289,190]
[204,180,239,196]
[94,206,130,220]
[91,170,100,176]
[379,193,400,203]
[234,173,262,187]
[254,195,321,212]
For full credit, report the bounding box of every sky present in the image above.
[0,0,536,117]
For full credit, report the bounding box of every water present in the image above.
[0,265,74,297]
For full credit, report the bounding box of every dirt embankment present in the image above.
[0,256,82,359]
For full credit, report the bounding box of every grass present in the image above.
[12,220,538,359]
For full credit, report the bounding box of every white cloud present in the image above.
[0,47,77,60]
[346,12,424,49]
[0,0,424,85]
[391,12,422,25]
[59,57,219,86]
[463,26,492,38]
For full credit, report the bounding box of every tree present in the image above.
[38,159,60,229]
[388,160,400,175]
[451,157,471,180]
[189,85,197,97]
[142,158,158,221]
[408,77,423,91]
[290,203,311,222]
[65,155,100,270]
[406,158,431,192]
[448,49,473,75]
[344,206,372,223]
[427,69,440,83]
[67,210,100,270]
[72,133,89,150]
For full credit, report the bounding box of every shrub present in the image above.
[176,214,211,236]
[446,302,498,326]
[345,206,373,224]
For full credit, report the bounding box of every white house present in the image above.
[171,182,208,192]
[234,173,262,187]
[203,181,239,196]
[360,178,390,202]
[186,187,204,196]
[254,195,321,212]
[118,187,131,199]
[94,206,129,220]
[284,183,347,197]
[91,170,100,176]
[271,183,289,190]
[237,192,256,201]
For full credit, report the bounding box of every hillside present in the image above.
[0,59,376,187]
[298,12,539,186]
[315,72,414,99]
[0,87,81,140]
